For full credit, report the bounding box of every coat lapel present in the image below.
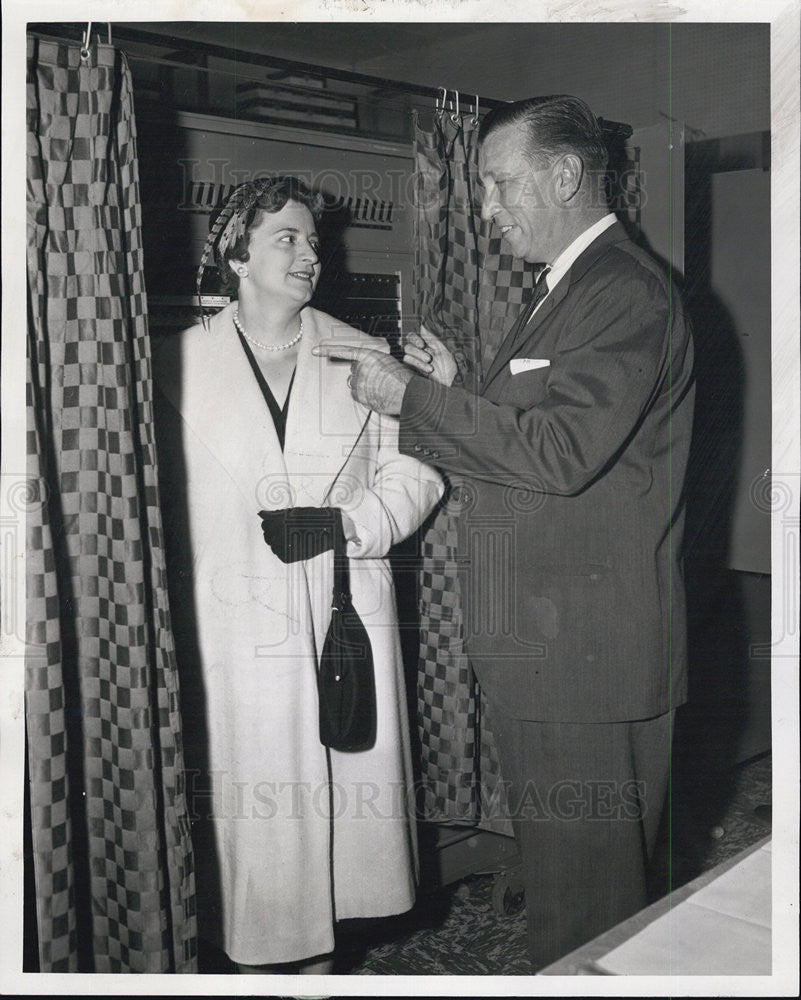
[482,279,569,390]
[481,221,630,394]
[282,308,376,507]
[155,303,290,512]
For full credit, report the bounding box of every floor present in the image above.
[198,750,772,976]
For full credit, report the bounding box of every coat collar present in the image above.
[482,220,630,391]
[154,304,377,511]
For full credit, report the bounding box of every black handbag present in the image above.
[318,512,377,752]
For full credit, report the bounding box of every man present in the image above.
[313,95,695,969]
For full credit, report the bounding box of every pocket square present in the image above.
[510,358,550,375]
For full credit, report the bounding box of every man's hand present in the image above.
[403,325,459,387]
[312,343,413,414]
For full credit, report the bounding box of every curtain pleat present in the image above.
[25,34,197,973]
[413,111,539,835]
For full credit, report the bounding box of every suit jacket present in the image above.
[399,222,695,723]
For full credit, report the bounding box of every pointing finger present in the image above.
[311,343,369,362]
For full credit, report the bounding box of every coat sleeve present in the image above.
[398,262,692,496]
[335,411,444,559]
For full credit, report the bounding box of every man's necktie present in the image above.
[508,265,551,343]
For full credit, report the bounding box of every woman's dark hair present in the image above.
[478,95,609,174]
[212,175,325,295]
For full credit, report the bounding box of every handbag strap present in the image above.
[330,510,351,613]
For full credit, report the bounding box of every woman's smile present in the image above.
[236,199,321,303]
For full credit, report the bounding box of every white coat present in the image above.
[153,304,443,965]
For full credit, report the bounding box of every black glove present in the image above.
[258,507,342,563]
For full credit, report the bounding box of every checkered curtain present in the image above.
[25,35,197,972]
[413,111,538,834]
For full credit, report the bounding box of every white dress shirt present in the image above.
[533,212,618,314]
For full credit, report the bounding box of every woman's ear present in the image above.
[555,153,584,204]
[229,258,249,279]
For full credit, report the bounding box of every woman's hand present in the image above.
[403,325,459,387]
[258,507,339,562]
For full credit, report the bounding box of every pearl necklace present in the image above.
[233,309,303,352]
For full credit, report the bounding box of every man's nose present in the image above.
[479,184,499,223]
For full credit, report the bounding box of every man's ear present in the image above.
[554,153,584,203]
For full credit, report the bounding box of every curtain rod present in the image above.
[27,22,633,138]
[27,23,510,109]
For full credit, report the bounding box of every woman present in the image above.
[153,177,443,973]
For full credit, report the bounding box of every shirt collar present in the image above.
[545,213,618,293]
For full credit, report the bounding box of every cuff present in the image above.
[398,375,450,455]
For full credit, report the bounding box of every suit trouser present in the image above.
[486,700,674,970]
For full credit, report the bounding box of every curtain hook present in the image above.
[80,21,92,61]
[435,87,447,117]
[471,95,480,125]
[450,90,460,124]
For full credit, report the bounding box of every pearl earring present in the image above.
[238,267,248,278]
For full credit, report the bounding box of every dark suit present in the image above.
[399,221,695,966]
